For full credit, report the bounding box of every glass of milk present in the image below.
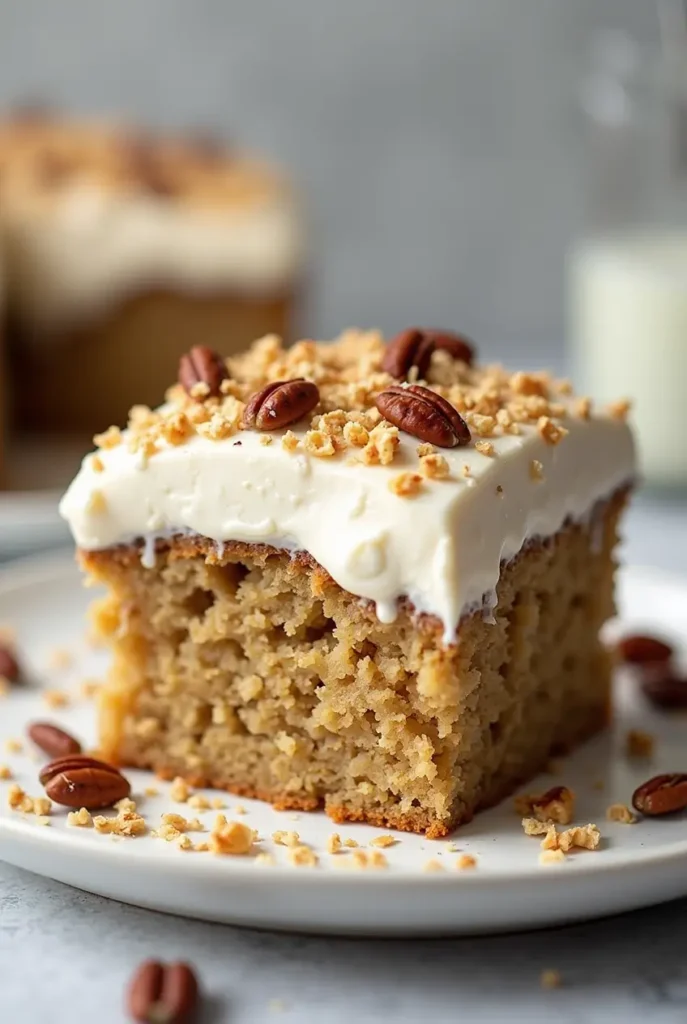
[569,29,687,492]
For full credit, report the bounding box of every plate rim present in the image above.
[1,552,687,890]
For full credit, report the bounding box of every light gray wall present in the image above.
[0,0,659,361]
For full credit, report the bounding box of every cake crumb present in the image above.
[416,442,435,457]
[281,430,299,452]
[114,797,137,813]
[255,852,276,866]
[209,816,256,856]
[94,809,146,837]
[338,849,387,870]
[607,399,631,421]
[7,785,51,816]
[327,833,342,854]
[537,416,568,446]
[187,793,211,810]
[86,490,107,515]
[342,837,359,848]
[530,459,544,481]
[4,739,22,754]
[0,765,13,780]
[67,808,93,828]
[475,440,495,457]
[522,817,554,837]
[390,471,423,498]
[626,729,654,759]
[456,854,477,870]
[144,786,159,797]
[575,397,592,420]
[556,824,601,852]
[210,797,226,809]
[272,830,300,847]
[540,969,562,989]
[42,689,70,709]
[259,434,273,446]
[94,425,122,449]
[170,776,190,802]
[80,679,102,699]
[419,453,450,479]
[177,835,193,850]
[370,834,398,849]
[288,845,319,867]
[515,786,575,825]
[606,803,637,825]
[423,859,444,872]
[539,849,566,865]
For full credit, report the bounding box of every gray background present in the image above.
[0,0,661,361]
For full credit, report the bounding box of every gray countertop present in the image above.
[1,494,686,1023]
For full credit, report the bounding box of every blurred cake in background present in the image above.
[0,108,304,489]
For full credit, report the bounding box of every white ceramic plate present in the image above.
[0,554,686,937]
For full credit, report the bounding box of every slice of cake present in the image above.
[0,108,303,486]
[60,328,635,837]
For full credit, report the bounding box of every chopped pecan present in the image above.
[178,346,228,399]
[40,754,130,809]
[618,633,673,666]
[127,960,199,1023]
[633,774,687,816]
[28,722,82,759]
[375,384,471,448]
[243,379,320,431]
[382,327,474,380]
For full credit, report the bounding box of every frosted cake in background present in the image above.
[0,108,304,488]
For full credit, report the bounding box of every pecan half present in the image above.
[632,773,687,816]
[28,722,82,759]
[127,960,199,1024]
[243,379,320,431]
[641,671,687,710]
[375,384,471,448]
[40,754,130,809]
[617,634,673,666]
[0,643,20,682]
[178,346,228,399]
[382,327,474,380]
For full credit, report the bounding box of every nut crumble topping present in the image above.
[390,472,423,498]
[606,803,637,824]
[626,729,654,759]
[209,815,256,855]
[515,786,575,825]
[456,854,477,870]
[99,331,609,483]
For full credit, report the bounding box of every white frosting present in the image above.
[59,408,635,644]
[2,183,302,336]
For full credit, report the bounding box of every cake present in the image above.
[0,108,303,488]
[59,328,635,837]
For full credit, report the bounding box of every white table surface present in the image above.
[1,493,686,1023]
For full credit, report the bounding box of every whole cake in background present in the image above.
[60,327,635,837]
[0,107,304,488]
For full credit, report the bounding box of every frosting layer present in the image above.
[60,404,635,642]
